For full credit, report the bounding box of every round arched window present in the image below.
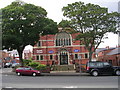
[55,32,72,46]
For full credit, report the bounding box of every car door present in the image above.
[17,67,24,74]
[103,62,114,74]
[24,67,32,75]
[96,62,104,74]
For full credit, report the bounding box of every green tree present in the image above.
[0,10,2,50]
[58,20,76,33]
[58,20,70,28]
[41,18,58,35]
[2,1,58,65]
[62,1,120,61]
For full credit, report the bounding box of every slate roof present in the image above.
[107,47,120,55]
[96,47,115,54]
[96,48,106,54]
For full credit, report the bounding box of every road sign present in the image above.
[74,49,80,52]
[49,50,54,53]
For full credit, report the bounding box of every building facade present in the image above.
[0,50,19,67]
[23,50,32,60]
[32,31,94,66]
[97,46,120,66]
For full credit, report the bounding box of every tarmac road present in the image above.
[1,68,119,89]
[2,74,119,88]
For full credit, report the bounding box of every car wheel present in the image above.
[32,73,36,76]
[115,70,120,76]
[17,72,21,76]
[92,71,98,76]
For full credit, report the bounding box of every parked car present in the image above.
[86,61,120,76]
[4,62,12,68]
[12,63,20,68]
[16,66,41,76]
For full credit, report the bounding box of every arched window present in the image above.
[37,41,41,47]
[55,32,72,46]
[66,39,69,45]
[69,39,71,45]
[56,39,57,46]
[58,39,60,46]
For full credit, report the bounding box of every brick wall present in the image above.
[33,32,95,66]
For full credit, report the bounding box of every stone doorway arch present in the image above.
[60,52,68,65]
[59,48,68,65]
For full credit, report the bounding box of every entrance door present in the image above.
[60,53,68,65]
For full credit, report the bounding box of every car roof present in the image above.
[88,61,102,62]
[19,66,34,68]
[17,66,32,69]
[87,61,107,63]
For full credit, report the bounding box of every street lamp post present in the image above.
[78,55,81,73]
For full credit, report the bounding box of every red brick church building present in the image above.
[32,29,94,67]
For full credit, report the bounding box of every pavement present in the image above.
[1,68,89,76]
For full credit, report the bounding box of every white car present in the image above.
[4,62,12,68]
[12,63,20,68]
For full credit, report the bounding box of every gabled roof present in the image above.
[96,48,106,54]
[96,47,115,54]
[107,47,120,55]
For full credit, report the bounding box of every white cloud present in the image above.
[99,33,118,48]
[0,0,119,48]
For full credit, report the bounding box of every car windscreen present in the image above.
[17,67,24,70]
[24,67,32,70]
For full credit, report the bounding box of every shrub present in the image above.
[36,64,46,70]
[29,61,40,68]
[23,59,49,72]
[23,59,32,66]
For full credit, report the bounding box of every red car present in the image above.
[16,67,41,76]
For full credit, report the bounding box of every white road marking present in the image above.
[63,86,78,88]
[5,87,13,88]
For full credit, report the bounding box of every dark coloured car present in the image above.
[16,67,41,76]
[86,61,120,76]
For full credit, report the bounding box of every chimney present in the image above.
[106,46,109,49]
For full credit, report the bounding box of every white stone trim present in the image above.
[33,45,85,48]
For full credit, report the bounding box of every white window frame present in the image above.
[49,55,53,60]
[40,55,44,60]
[74,54,78,59]
[84,53,88,59]
[36,55,40,60]
[37,41,42,47]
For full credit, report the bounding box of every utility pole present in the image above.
[78,55,81,73]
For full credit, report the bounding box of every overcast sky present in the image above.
[0,0,120,49]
